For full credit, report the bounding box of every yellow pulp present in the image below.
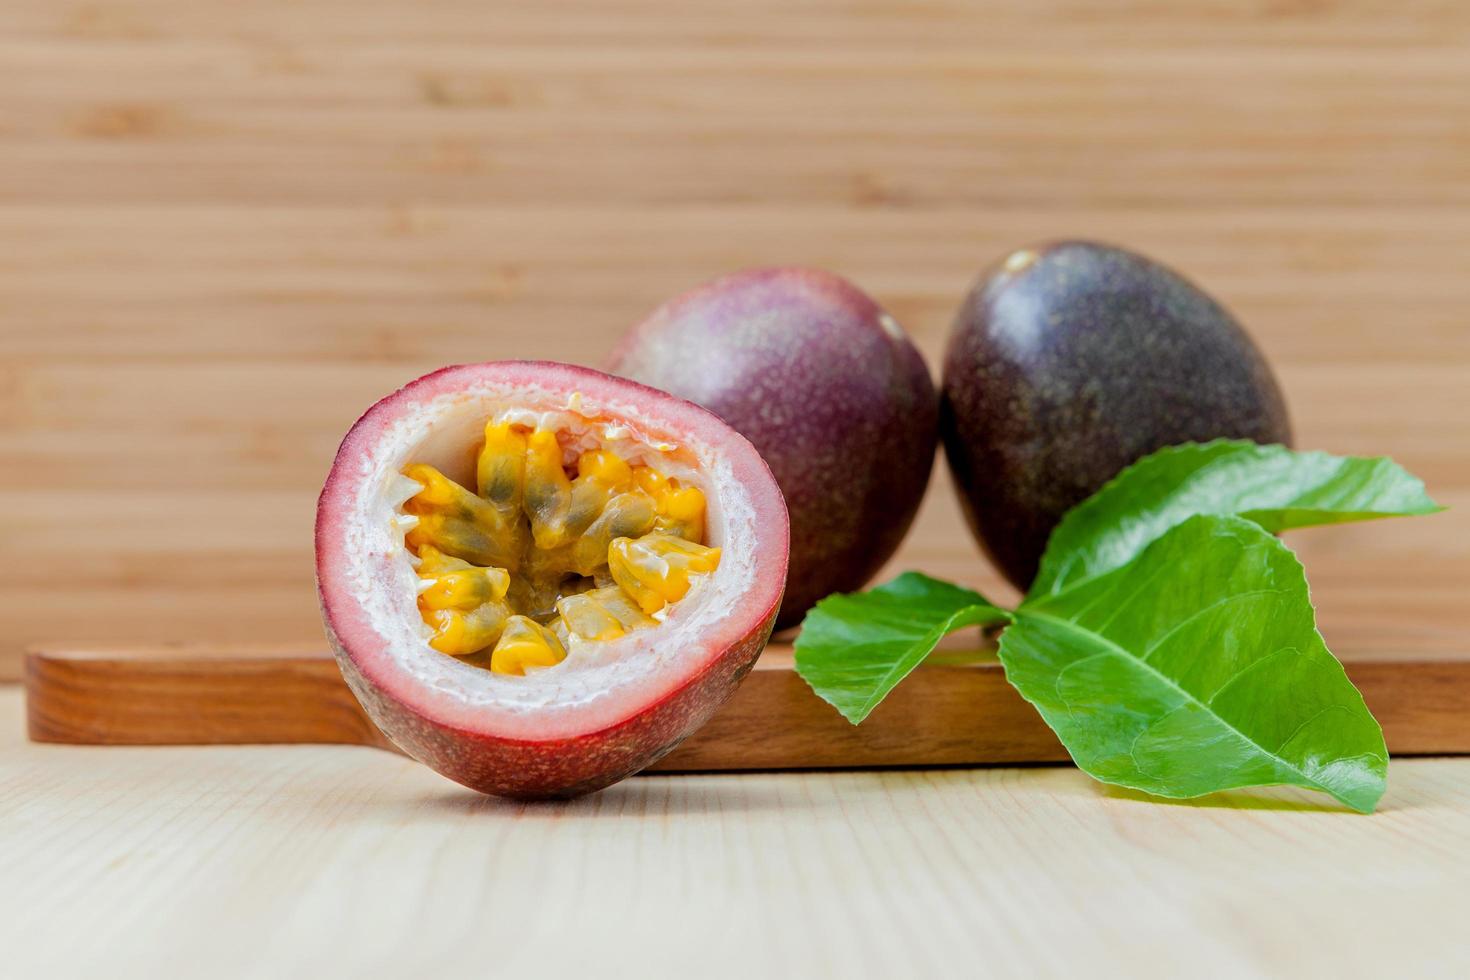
[400,420,721,675]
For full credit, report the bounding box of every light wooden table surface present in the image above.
[3,688,1470,979]
[3,2,1469,975]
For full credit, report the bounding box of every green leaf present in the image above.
[1002,514,1387,812]
[1032,440,1443,598]
[794,572,1012,725]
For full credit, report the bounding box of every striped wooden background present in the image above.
[2,0,1467,678]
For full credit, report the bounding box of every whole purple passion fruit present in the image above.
[942,241,1293,590]
[606,268,938,629]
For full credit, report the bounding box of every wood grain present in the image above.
[25,644,396,751]
[26,642,1470,766]
[4,5,1469,973]
[5,687,1470,980]
[2,0,1469,681]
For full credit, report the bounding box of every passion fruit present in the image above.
[606,267,937,628]
[315,361,788,799]
[942,240,1293,590]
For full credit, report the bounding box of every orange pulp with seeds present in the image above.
[399,421,721,674]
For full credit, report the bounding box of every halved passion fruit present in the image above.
[316,362,788,799]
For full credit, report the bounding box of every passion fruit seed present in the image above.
[401,423,720,675]
[607,533,723,615]
[489,615,567,676]
[557,586,656,642]
[415,544,511,611]
[403,463,523,571]
[637,466,707,542]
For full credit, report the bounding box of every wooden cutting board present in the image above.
[25,641,1470,770]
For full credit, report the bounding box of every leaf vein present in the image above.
[1139,588,1290,663]
[1022,609,1331,796]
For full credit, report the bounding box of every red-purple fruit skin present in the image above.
[316,362,787,800]
[606,268,938,629]
[327,613,771,800]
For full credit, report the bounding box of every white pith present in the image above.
[339,379,758,737]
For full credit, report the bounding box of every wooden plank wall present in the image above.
[2,1,1468,678]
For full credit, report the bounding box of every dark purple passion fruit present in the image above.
[942,241,1293,590]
